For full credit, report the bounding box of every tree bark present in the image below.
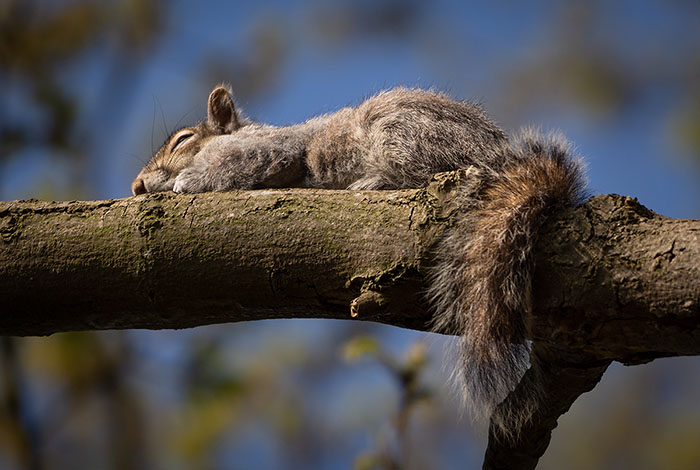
[0,179,443,335]
[1,170,698,468]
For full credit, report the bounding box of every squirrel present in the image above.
[132,85,587,437]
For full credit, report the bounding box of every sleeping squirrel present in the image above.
[132,85,586,437]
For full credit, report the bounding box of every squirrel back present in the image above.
[132,85,587,438]
[132,86,507,193]
[305,88,506,189]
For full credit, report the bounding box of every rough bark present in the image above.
[1,170,698,468]
[0,176,446,335]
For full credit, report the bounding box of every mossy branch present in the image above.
[1,171,698,469]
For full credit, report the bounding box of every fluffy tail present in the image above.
[429,129,587,438]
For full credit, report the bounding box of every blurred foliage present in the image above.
[0,0,163,194]
[0,0,699,469]
[0,337,39,470]
[345,336,434,470]
[308,0,424,44]
[501,2,636,119]
[343,335,381,362]
[171,338,246,463]
[498,0,700,167]
[540,359,700,470]
[1,1,160,468]
[669,56,700,159]
[203,15,290,102]
[1,332,148,469]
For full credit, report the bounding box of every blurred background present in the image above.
[1,0,699,469]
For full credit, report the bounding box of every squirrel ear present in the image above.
[207,85,240,132]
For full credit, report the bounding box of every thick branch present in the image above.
[483,194,700,469]
[1,173,698,469]
[483,346,610,470]
[532,194,700,361]
[3,179,696,343]
[0,176,455,335]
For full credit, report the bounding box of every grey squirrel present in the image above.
[132,85,586,437]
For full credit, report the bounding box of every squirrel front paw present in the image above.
[173,167,211,193]
[172,176,188,193]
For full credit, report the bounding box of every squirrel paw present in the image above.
[173,167,209,193]
[172,177,186,193]
[172,173,191,193]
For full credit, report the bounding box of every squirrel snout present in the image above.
[131,178,147,196]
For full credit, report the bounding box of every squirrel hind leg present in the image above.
[347,175,386,190]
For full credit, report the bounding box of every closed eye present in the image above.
[171,131,194,153]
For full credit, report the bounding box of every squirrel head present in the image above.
[131,85,243,195]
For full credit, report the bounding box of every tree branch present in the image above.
[1,171,698,468]
[483,346,610,470]
[0,172,453,334]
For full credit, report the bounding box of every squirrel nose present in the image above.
[131,178,147,196]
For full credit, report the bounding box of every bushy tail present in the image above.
[429,129,587,438]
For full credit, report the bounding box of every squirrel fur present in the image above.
[132,85,587,437]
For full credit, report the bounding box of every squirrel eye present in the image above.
[171,132,194,152]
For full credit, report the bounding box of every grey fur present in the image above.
[428,130,587,437]
[133,86,587,438]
